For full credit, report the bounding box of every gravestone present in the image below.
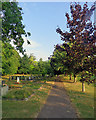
[29,76,31,80]
[17,77,20,83]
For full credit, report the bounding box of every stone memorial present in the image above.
[17,77,20,83]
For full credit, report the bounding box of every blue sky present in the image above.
[18,2,94,61]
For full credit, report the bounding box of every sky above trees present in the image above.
[18,2,94,61]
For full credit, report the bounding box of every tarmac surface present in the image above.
[37,81,78,118]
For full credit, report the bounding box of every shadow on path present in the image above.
[37,82,78,118]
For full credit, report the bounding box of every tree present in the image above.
[2,42,20,75]
[53,2,95,92]
[50,43,81,82]
[38,58,46,76]
[37,58,53,76]
[50,47,68,75]
[1,2,32,75]
[29,53,38,74]
[18,54,30,74]
[44,60,54,76]
[1,2,31,54]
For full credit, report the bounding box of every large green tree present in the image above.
[50,47,67,75]
[50,45,74,79]
[1,2,31,54]
[1,2,32,75]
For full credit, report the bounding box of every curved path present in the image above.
[37,82,78,118]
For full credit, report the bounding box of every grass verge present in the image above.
[63,78,94,118]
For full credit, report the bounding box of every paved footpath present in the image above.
[37,82,78,118]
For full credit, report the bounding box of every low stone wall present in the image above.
[1,86,9,96]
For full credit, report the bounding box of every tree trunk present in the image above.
[74,74,76,82]
[82,81,85,92]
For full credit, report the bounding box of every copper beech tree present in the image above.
[51,2,96,92]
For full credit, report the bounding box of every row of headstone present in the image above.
[8,75,48,81]
[9,75,35,81]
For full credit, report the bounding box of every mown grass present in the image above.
[2,76,53,118]
[2,83,52,118]
[62,76,94,118]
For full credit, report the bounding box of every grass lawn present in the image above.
[62,76,94,118]
[2,85,51,118]
[2,75,54,118]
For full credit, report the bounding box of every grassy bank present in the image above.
[62,76,94,118]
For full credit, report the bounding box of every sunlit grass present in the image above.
[63,76,94,118]
[2,77,53,118]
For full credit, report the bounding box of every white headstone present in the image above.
[17,77,20,83]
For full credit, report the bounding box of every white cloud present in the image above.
[11,37,50,61]
[22,37,50,61]
[10,37,41,59]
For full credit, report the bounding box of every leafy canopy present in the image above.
[1,2,31,54]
